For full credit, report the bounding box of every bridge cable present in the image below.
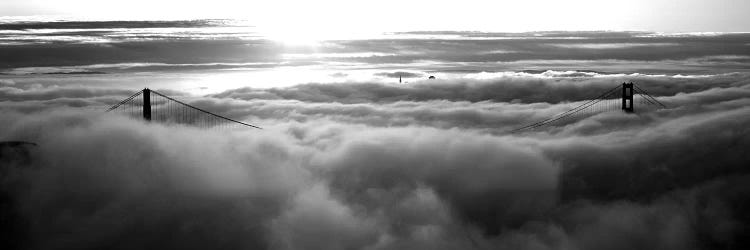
[633,84,667,108]
[106,90,143,112]
[149,89,262,129]
[511,84,621,132]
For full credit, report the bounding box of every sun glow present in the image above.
[252,2,383,45]
[258,24,330,46]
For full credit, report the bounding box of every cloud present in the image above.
[312,126,559,235]
[282,52,395,60]
[0,20,223,31]
[374,71,424,78]
[270,184,381,250]
[209,72,750,105]
[2,78,750,249]
[0,39,283,69]
[3,27,750,75]
[2,68,750,249]
[0,85,135,102]
[0,63,282,75]
[1,111,305,249]
[1,18,750,250]
[3,73,749,135]
[546,43,679,49]
[0,110,558,249]
[0,85,195,114]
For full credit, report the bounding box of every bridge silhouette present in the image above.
[512,82,666,132]
[107,83,663,132]
[107,88,262,129]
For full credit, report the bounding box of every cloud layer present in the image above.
[2,69,750,249]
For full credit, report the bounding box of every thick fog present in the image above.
[2,71,750,249]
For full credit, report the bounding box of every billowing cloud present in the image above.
[2,71,749,249]
[3,73,750,134]
[0,111,557,249]
[209,72,750,104]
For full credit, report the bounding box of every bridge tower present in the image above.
[142,88,151,121]
[622,82,634,113]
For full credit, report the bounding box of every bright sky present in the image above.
[2,0,749,33]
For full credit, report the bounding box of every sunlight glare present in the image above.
[258,23,329,46]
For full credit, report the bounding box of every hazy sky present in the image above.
[1,0,749,33]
